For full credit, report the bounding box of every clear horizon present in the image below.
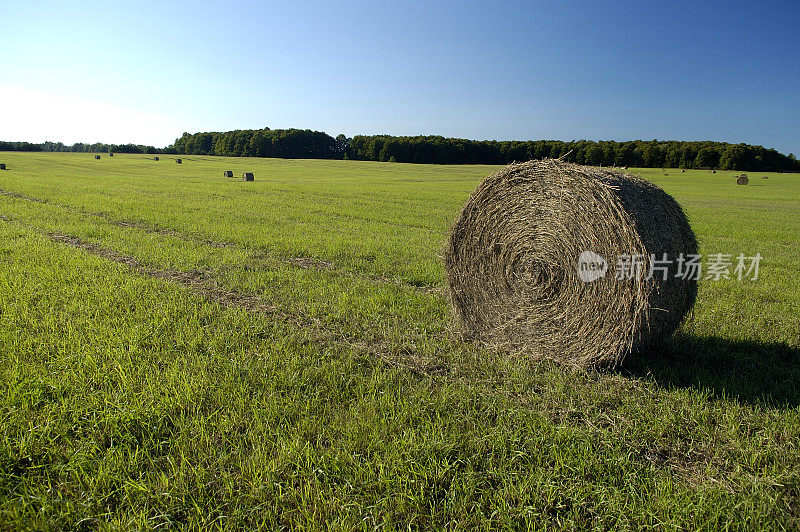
[2,0,798,155]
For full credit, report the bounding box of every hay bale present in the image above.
[176,158,182,164]
[737,175,749,185]
[109,153,114,157]
[95,155,101,159]
[712,170,716,173]
[242,172,254,181]
[154,156,160,161]
[224,170,233,177]
[681,169,686,173]
[762,176,768,179]
[444,159,698,367]
[0,163,6,170]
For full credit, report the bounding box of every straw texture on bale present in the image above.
[444,159,698,367]
[737,175,749,185]
[224,170,233,177]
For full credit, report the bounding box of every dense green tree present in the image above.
[720,144,746,170]
[585,145,604,166]
[694,147,719,168]
[679,146,697,169]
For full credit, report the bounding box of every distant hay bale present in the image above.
[224,170,233,177]
[762,175,768,179]
[242,172,254,181]
[154,156,160,161]
[94,155,101,159]
[712,170,716,173]
[737,175,749,185]
[109,153,114,157]
[176,158,182,164]
[444,159,698,367]
[0,164,6,170]
[681,169,686,173]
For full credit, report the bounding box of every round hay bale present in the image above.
[176,158,182,164]
[242,172,254,181]
[224,170,233,177]
[681,169,686,173]
[154,156,160,161]
[94,155,101,160]
[712,170,716,173]
[0,163,6,170]
[444,159,698,367]
[762,175,768,179]
[737,175,749,185]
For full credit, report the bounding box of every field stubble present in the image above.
[0,152,798,529]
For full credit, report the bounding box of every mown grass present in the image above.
[0,152,798,529]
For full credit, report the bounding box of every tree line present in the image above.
[170,129,342,159]
[0,141,160,154]
[346,136,799,172]
[172,130,800,171]
[3,130,798,172]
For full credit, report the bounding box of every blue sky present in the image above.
[2,0,798,154]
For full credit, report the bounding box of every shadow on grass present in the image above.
[621,334,800,408]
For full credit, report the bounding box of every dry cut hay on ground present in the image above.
[444,159,698,367]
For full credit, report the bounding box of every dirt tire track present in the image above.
[46,232,449,377]
[0,187,443,296]
[0,211,449,376]
[47,233,318,327]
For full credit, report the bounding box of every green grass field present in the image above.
[0,152,798,529]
